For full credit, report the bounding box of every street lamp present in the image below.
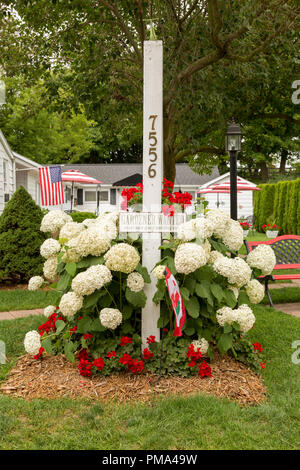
[225,120,242,220]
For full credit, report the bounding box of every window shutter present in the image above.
[110,188,116,205]
[77,188,83,205]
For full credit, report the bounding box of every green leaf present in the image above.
[125,288,147,308]
[41,336,54,355]
[135,263,151,283]
[217,333,233,355]
[76,255,104,269]
[185,296,200,318]
[65,262,77,277]
[184,277,196,294]
[238,290,251,305]
[180,287,190,301]
[210,283,224,303]
[57,271,72,291]
[223,323,232,334]
[64,341,76,363]
[82,289,106,309]
[122,305,134,320]
[183,327,195,336]
[55,320,66,335]
[223,290,238,308]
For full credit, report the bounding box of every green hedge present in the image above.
[70,211,97,223]
[254,178,300,234]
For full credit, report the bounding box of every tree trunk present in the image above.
[280,149,288,174]
[260,161,269,182]
[163,147,176,182]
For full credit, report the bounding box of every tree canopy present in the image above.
[0,0,299,180]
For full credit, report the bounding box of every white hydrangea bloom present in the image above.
[236,304,256,333]
[74,227,111,258]
[216,305,255,333]
[202,239,211,260]
[216,306,238,327]
[28,276,44,291]
[59,221,84,241]
[213,255,251,288]
[174,243,207,274]
[104,243,140,273]
[40,238,61,259]
[40,210,72,233]
[99,308,122,330]
[153,265,166,280]
[59,292,83,317]
[43,305,56,317]
[127,272,144,292]
[246,279,265,304]
[228,286,239,300]
[71,265,112,296]
[94,219,118,241]
[82,218,97,228]
[177,220,197,241]
[246,244,276,275]
[24,330,41,355]
[206,209,231,238]
[62,237,82,263]
[43,256,58,281]
[192,338,209,354]
[208,250,223,264]
[221,219,244,251]
[202,217,214,239]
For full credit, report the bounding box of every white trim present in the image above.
[200,172,255,189]
[13,151,42,169]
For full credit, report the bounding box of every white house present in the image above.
[199,172,255,219]
[0,130,41,214]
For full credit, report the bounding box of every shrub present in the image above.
[70,211,97,223]
[0,186,46,282]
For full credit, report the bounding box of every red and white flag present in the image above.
[39,166,64,206]
[164,267,186,336]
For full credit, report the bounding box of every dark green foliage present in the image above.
[254,178,300,235]
[0,186,45,282]
[70,211,97,223]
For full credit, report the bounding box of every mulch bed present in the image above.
[0,354,267,405]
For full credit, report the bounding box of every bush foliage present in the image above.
[70,211,97,223]
[254,178,300,234]
[0,186,45,282]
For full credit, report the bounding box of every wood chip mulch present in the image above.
[0,353,267,406]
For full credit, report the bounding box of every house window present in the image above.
[99,191,109,202]
[85,190,97,202]
[3,160,8,193]
[110,188,116,205]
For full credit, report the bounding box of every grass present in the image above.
[0,290,60,312]
[0,306,300,450]
[261,287,300,304]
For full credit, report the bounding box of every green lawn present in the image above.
[0,306,300,450]
[0,290,60,312]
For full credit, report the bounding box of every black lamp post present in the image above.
[225,120,242,220]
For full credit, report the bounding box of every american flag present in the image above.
[39,166,64,206]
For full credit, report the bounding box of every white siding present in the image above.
[0,138,15,214]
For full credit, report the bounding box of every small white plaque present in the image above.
[119,212,186,233]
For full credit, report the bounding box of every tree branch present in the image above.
[97,0,142,64]
[175,146,225,162]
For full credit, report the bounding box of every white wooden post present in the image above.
[142,40,163,346]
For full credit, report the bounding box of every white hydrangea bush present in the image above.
[152,208,275,365]
[24,210,150,364]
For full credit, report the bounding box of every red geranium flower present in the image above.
[120,336,132,346]
[129,359,144,374]
[79,359,92,377]
[253,342,263,352]
[119,353,133,366]
[107,351,117,359]
[93,357,105,371]
[70,326,78,335]
[143,348,154,360]
[260,362,266,369]
[83,334,93,341]
[33,347,44,360]
[198,361,212,378]
[146,335,156,344]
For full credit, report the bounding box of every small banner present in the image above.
[164,267,186,337]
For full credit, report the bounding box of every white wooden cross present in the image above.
[119,41,186,346]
